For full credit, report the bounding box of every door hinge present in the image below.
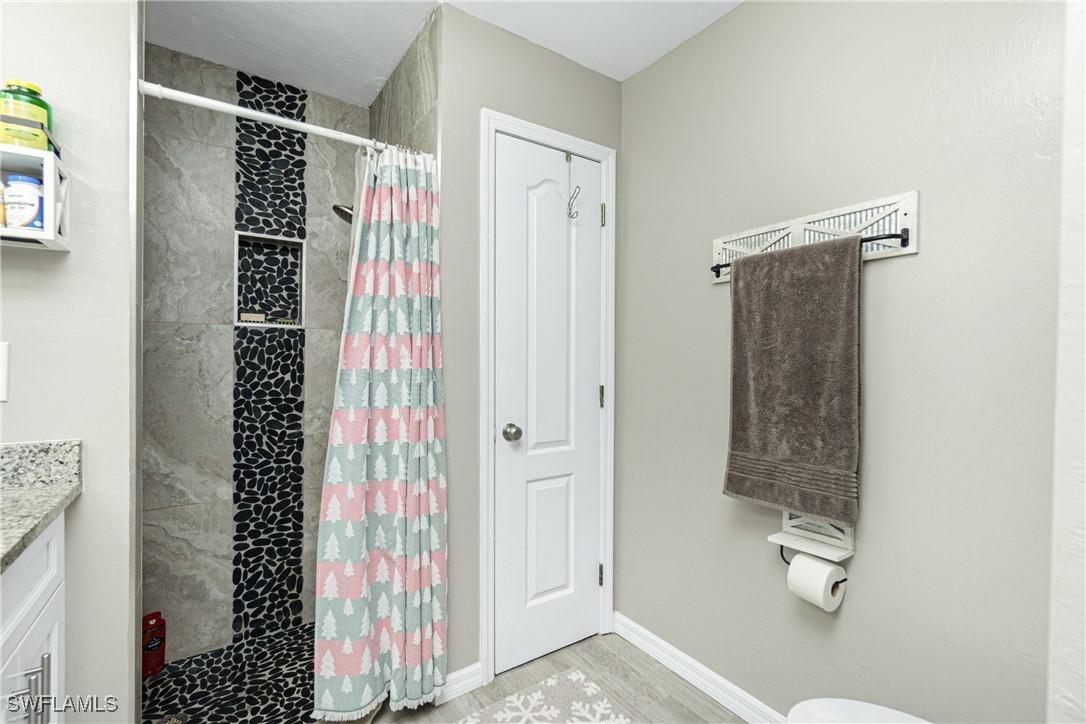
[600,202,606,227]
[599,563,604,586]
[565,152,572,163]
[599,385,605,408]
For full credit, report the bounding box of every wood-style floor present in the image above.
[376,633,743,723]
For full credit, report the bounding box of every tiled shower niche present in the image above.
[235,233,304,327]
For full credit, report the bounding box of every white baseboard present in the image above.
[613,612,785,723]
[436,662,483,705]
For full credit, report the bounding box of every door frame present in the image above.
[477,108,616,685]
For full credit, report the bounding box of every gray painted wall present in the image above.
[1,2,141,718]
[615,3,1064,722]
[436,5,622,671]
[370,9,441,155]
[141,44,368,661]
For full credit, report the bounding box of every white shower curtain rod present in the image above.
[139,80,431,157]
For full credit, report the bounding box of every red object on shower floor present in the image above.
[142,611,166,678]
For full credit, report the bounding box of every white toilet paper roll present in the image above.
[787,552,847,612]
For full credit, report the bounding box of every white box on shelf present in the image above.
[1,144,70,252]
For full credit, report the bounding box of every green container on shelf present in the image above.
[1,79,52,151]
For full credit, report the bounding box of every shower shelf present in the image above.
[233,231,305,328]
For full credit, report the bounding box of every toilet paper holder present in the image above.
[780,545,848,587]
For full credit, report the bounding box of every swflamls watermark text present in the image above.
[7,694,120,714]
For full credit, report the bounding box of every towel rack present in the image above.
[710,228,909,278]
[709,191,919,284]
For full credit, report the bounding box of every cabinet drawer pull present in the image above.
[7,684,33,722]
[24,672,40,724]
[14,654,50,723]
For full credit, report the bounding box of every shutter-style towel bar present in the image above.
[710,228,910,278]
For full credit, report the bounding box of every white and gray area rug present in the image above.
[459,669,635,723]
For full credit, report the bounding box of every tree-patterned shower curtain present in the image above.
[313,147,447,720]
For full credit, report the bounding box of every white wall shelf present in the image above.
[1,144,70,252]
[769,531,854,562]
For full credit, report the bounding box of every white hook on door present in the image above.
[567,185,581,219]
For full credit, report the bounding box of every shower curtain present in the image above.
[313,147,446,720]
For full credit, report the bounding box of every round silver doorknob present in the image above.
[502,423,523,442]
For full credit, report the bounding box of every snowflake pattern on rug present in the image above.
[459,669,633,724]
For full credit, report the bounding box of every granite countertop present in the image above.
[1,440,82,573]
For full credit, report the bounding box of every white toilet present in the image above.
[788,698,929,723]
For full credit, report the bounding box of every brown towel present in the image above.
[723,235,862,526]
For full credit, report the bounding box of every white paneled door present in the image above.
[494,133,604,673]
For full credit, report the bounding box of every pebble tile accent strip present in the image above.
[230,68,311,647]
[232,327,306,642]
[235,71,308,239]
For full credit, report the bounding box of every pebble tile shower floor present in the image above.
[141,622,313,723]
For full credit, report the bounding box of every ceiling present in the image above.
[451,2,740,81]
[146,1,740,107]
[146,1,438,106]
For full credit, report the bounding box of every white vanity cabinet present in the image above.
[1,515,65,723]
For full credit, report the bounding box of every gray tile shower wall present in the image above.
[369,8,440,154]
[142,322,234,512]
[143,44,237,663]
[143,46,235,327]
[303,92,365,332]
[142,44,367,662]
[299,91,368,620]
